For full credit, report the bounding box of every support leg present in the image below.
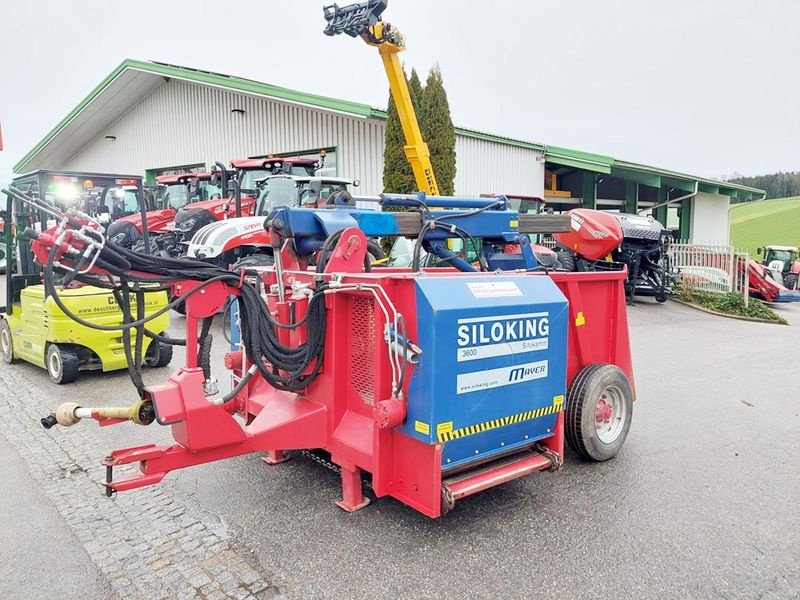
[261,450,290,465]
[335,466,370,512]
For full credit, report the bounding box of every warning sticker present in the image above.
[466,281,522,298]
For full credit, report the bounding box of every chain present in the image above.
[298,449,373,489]
[533,443,563,471]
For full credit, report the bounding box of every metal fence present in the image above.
[538,235,558,249]
[668,241,750,306]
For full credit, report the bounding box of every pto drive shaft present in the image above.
[41,401,155,429]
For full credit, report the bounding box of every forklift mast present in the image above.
[323,0,440,196]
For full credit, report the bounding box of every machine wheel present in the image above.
[556,251,576,272]
[131,237,160,256]
[366,239,386,268]
[565,363,633,462]
[655,291,668,303]
[231,253,275,270]
[144,336,173,368]
[0,319,16,364]
[46,344,80,385]
[784,273,798,290]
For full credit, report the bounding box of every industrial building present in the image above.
[14,59,764,243]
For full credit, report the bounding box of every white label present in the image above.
[457,338,549,362]
[456,311,550,362]
[456,360,549,395]
[466,281,522,298]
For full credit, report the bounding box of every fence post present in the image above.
[728,246,735,293]
[743,253,749,309]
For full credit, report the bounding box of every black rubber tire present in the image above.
[170,294,186,316]
[0,319,16,364]
[367,239,386,267]
[784,273,798,291]
[556,251,576,272]
[46,344,80,385]
[145,336,173,368]
[131,237,160,256]
[230,253,275,270]
[655,291,668,303]
[566,363,633,462]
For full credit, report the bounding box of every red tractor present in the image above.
[171,157,323,249]
[106,171,222,252]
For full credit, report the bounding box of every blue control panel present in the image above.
[401,275,568,470]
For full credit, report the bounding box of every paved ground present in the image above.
[1,287,799,599]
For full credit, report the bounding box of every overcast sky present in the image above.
[1,0,798,186]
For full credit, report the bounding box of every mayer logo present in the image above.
[508,363,548,382]
[456,360,549,394]
[456,312,550,362]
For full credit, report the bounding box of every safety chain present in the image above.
[298,449,373,490]
[533,443,563,471]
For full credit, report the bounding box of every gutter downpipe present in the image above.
[639,180,698,215]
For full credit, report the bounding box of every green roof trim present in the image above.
[545,146,614,174]
[614,159,764,198]
[610,166,661,188]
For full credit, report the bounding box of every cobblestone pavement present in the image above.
[1,299,799,599]
[0,361,282,600]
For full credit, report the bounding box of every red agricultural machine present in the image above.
[553,208,674,304]
[743,257,800,303]
[757,245,800,291]
[15,184,636,518]
[105,156,323,256]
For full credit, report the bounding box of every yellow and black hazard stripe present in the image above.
[436,395,564,443]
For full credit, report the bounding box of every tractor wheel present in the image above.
[784,273,798,291]
[231,253,275,270]
[566,363,633,462]
[145,335,173,368]
[170,294,186,316]
[655,291,668,303]
[131,237,160,256]
[556,251,576,272]
[0,319,16,364]
[366,239,386,269]
[46,344,80,385]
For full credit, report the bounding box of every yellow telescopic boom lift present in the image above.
[323,0,439,196]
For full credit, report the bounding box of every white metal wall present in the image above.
[63,79,544,197]
[691,192,731,244]
[454,137,544,197]
[64,79,386,193]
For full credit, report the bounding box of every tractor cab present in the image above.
[183,174,360,267]
[255,175,357,215]
[233,156,323,195]
[154,172,222,210]
[758,245,800,290]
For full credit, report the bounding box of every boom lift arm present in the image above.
[323,0,439,195]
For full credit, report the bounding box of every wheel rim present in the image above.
[0,327,10,357]
[48,349,62,378]
[595,384,627,444]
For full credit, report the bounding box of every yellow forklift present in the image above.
[0,172,172,383]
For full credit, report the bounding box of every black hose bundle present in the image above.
[38,226,327,393]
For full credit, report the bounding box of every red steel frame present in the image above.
[54,227,632,518]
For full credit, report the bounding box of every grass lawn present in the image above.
[730,196,800,256]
